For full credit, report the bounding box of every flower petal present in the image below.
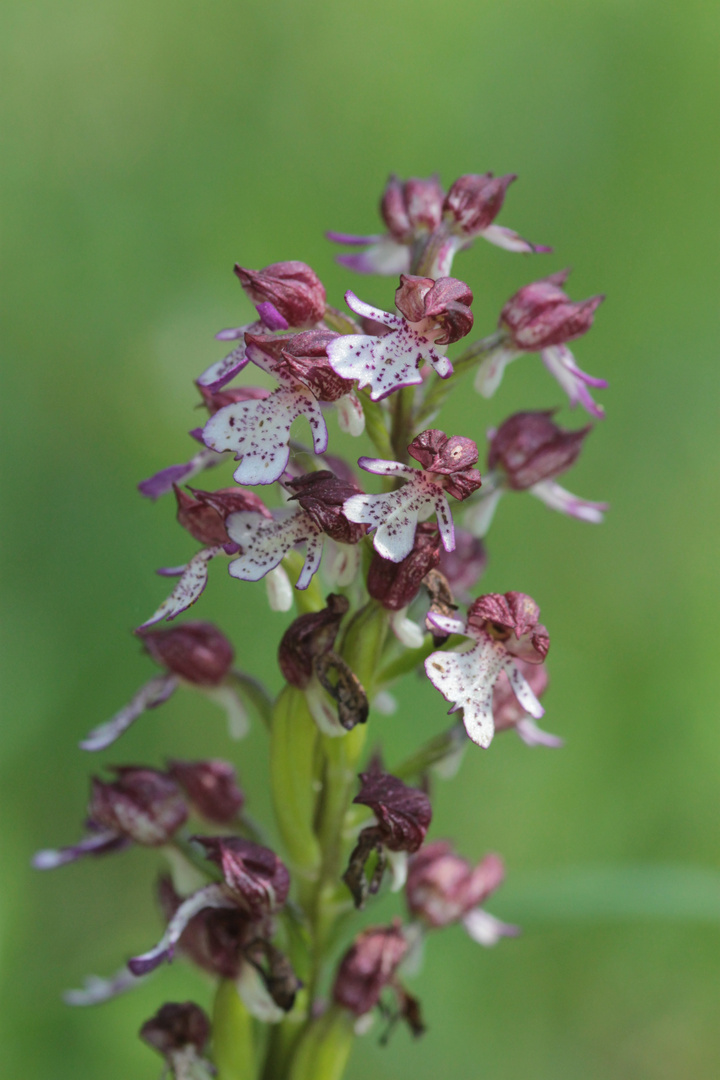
[201,683,250,739]
[500,655,545,720]
[139,547,223,629]
[473,345,521,397]
[64,966,147,1007]
[345,475,451,563]
[541,345,607,418]
[265,564,294,611]
[137,448,222,500]
[462,908,520,946]
[79,674,179,751]
[529,479,607,523]
[128,884,235,976]
[203,387,328,486]
[343,291,403,328]
[515,717,564,748]
[481,224,552,254]
[32,829,128,869]
[197,342,251,392]
[336,391,366,436]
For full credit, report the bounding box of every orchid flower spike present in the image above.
[424,591,549,748]
[474,270,607,417]
[344,430,482,563]
[326,275,473,401]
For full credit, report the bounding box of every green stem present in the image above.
[212,979,256,1080]
[287,1006,355,1080]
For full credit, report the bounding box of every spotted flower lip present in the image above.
[201,334,329,486]
[343,432,481,563]
[405,839,518,946]
[475,271,607,417]
[424,592,548,748]
[225,506,325,590]
[325,289,458,401]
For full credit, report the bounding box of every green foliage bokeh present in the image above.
[2,1,719,1076]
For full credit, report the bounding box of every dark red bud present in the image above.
[353,771,431,853]
[394,276,474,344]
[140,1001,210,1060]
[140,621,234,686]
[278,594,349,688]
[286,471,366,544]
[174,485,271,545]
[501,273,603,350]
[168,759,244,823]
[367,522,441,611]
[234,261,326,328]
[193,836,290,917]
[332,922,408,1016]
[90,768,188,846]
[406,840,505,926]
[281,329,353,401]
[488,410,591,490]
[381,175,444,241]
[443,172,516,236]
[394,275,435,323]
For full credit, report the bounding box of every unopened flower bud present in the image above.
[443,172,516,236]
[140,1001,210,1059]
[168,759,244,823]
[175,485,271,546]
[354,771,431,853]
[192,836,290,917]
[286,472,366,544]
[500,271,604,351]
[406,840,505,926]
[140,621,234,686]
[394,275,473,344]
[90,768,188,846]
[367,523,441,611]
[332,922,409,1016]
[278,594,349,689]
[488,410,591,490]
[467,591,549,662]
[381,174,444,240]
[234,261,326,327]
[281,329,354,401]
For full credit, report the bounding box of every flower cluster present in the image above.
[36,169,607,1078]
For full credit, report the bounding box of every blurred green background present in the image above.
[2,0,719,1076]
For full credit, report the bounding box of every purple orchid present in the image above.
[406,840,518,946]
[474,270,607,417]
[79,622,247,751]
[344,430,482,563]
[326,276,473,401]
[424,591,549,748]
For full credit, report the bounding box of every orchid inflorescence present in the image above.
[36,170,607,1080]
